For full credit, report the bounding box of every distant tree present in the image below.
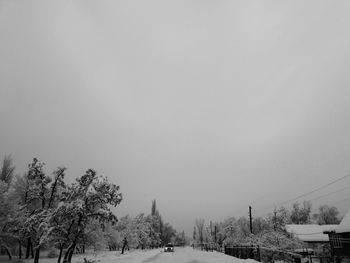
[236,217,251,237]
[267,206,290,231]
[181,231,186,246]
[290,201,312,224]
[104,223,121,251]
[115,215,136,254]
[151,200,157,216]
[83,220,106,252]
[193,226,196,244]
[253,217,271,234]
[216,217,236,246]
[133,213,151,249]
[216,217,252,246]
[195,219,205,246]
[146,214,161,248]
[10,173,33,259]
[162,223,176,245]
[0,155,16,190]
[0,180,17,260]
[316,205,341,225]
[174,230,186,246]
[148,199,163,247]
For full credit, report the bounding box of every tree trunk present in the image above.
[121,239,128,254]
[67,248,75,263]
[25,238,31,259]
[57,245,64,263]
[33,247,40,263]
[19,240,22,259]
[30,241,34,258]
[2,245,12,260]
[63,248,71,263]
[63,243,76,263]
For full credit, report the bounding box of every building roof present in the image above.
[285,224,338,242]
[336,210,350,233]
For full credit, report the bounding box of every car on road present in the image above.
[164,243,174,252]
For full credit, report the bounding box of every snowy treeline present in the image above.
[104,200,186,254]
[193,201,342,251]
[0,156,183,263]
[193,216,303,251]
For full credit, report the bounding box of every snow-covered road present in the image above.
[85,247,258,263]
[141,247,257,263]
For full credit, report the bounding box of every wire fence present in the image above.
[223,245,333,263]
[225,246,297,263]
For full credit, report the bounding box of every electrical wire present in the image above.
[252,173,350,215]
[309,185,350,201]
[278,174,350,206]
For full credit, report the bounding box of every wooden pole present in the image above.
[249,206,253,234]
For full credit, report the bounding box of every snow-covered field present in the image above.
[0,247,259,263]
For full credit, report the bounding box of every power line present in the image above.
[252,173,350,215]
[278,173,350,206]
[310,185,350,201]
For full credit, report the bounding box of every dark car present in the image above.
[164,243,174,252]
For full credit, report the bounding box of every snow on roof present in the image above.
[336,210,350,233]
[285,224,338,242]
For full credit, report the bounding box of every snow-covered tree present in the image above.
[104,223,122,251]
[252,217,271,234]
[148,200,163,247]
[193,226,196,244]
[54,169,122,263]
[174,230,186,246]
[315,205,341,225]
[0,180,17,260]
[115,215,138,253]
[290,201,312,224]
[250,230,304,250]
[267,206,291,231]
[0,155,22,260]
[162,223,176,245]
[0,155,16,190]
[20,158,57,263]
[195,218,205,246]
[133,213,151,249]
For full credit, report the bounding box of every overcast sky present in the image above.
[1,1,350,234]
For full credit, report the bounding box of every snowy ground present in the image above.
[74,247,258,263]
[0,247,259,263]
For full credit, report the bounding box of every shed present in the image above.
[325,210,350,258]
[285,224,337,252]
[285,224,338,242]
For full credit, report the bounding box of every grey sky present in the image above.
[1,1,350,234]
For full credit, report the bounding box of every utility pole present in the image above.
[273,209,277,231]
[210,221,213,237]
[214,224,217,244]
[249,206,253,234]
